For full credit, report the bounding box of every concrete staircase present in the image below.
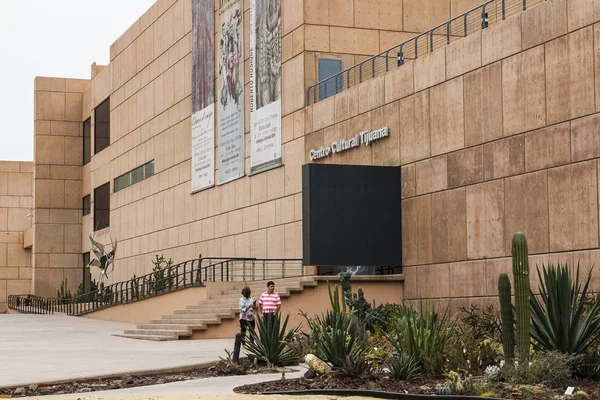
[115,277,318,341]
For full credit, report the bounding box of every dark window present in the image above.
[93,183,110,231]
[318,59,343,101]
[114,160,155,192]
[83,118,91,165]
[82,252,91,292]
[82,195,90,216]
[94,98,110,154]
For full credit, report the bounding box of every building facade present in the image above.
[3,0,597,314]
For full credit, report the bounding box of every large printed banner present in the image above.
[218,0,245,184]
[249,0,282,175]
[191,0,216,193]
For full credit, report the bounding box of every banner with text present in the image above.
[249,0,282,175]
[218,0,245,184]
[191,0,216,193]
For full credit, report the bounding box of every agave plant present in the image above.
[530,263,600,356]
[244,313,300,367]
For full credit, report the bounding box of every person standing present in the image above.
[238,286,255,336]
[258,281,281,316]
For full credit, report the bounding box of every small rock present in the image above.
[13,387,26,396]
[77,388,92,393]
[156,379,166,385]
[208,366,215,371]
[304,369,316,379]
[28,384,38,392]
[120,374,134,386]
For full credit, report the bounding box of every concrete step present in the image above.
[123,329,191,337]
[137,324,196,330]
[114,334,177,341]
[185,305,237,311]
[149,319,209,327]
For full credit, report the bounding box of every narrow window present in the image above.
[93,183,110,231]
[82,194,90,216]
[114,160,155,192]
[83,118,91,165]
[318,59,343,101]
[94,98,110,154]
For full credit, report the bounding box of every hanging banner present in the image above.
[218,0,245,184]
[191,0,216,193]
[249,0,282,175]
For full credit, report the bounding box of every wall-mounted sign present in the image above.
[309,127,389,161]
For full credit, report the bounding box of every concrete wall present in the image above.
[33,77,89,297]
[304,0,600,308]
[0,161,33,312]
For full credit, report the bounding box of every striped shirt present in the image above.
[258,291,281,314]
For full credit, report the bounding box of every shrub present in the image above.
[530,263,600,356]
[386,352,420,381]
[501,351,575,388]
[443,370,473,394]
[288,331,319,361]
[337,345,372,378]
[244,313,300,367]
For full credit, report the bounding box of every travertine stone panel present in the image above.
[568,0,600,31]
[304,0,329,25]
[282,54,305,116]
[402,195,432,266]
[370,102,400,166]
[7,244,29,267]
[34,77,66,92]
[414,50,446,93]
[592,24,600,113]
[384,62,414,104]
[416,263,450,298]
[529,251,575,289]
[485,257,511,296]
[522,0,568,50]
[304,25,330,52]
[416,155,447,195]
[483,135,525,181]
[451,0,486,16]
[358,76,385,115]
[334,86,359,123]
[482,14,522,65]
[430,77,464,156]
[447,146,484,188]
[446,32,482,80]
[330,0,354,26]
[7,209,30,232]
[399,91,430,164]
[401,163,416,198]
[545,27,595,125]
[525,122,571,172]
[450,261,486,297]
[34,224,64,253]
[464,62,503,147]
[404,0,450,32]
[267,226,285,258]
[284,222,302,258]
[402,266,417,299]
[312,96,335,131]
[548,160,598,251]
[35,136,65,165]
[571,113,600,162]
[7,173,32,196]
[572,249,600,291]
[283,0,304,35]
[466,180,505,259]
[432,187,467,263]
[504,170,549,254]
[502,46,546,136]
[329,27,379,55]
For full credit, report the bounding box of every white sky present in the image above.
[0,0,157,162]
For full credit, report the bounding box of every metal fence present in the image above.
[307,0,546,105]
[7,257,303,316]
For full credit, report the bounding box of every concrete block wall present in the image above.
[304,0,600,308]
[33,77,89,297]
[0,161,33,312]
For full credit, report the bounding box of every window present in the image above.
[318,59,343,101]
[94,98,110,154]
[83,118,91,165]
[114,160,155,192]
[93,183,110,231]
[82,195,90,216]
[82,252,91,293]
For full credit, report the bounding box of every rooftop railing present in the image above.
[307,0,544,105]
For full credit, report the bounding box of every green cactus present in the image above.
[512,232,531,362]
[498,273,515,360]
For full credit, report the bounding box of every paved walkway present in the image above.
[0,314,233,388]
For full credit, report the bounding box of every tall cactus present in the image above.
[498,273,515,360]
[512,232,531,362]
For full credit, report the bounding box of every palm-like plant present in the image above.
[530,263,600,356]
[244,313,300,367]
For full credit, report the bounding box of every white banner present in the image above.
[249,0,282,175]
[218,0,245,184]
[192,106,215,192]
[191,0,215,192]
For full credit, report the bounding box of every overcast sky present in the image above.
[0,0,156,162]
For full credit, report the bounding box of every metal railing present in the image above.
[307,0,545,105]
[7,257,304,316]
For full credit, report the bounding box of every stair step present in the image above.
[137,324,195,330]
[149,319,209,327]
[185,305,237,311]
[114,334,176,341]
[124,329,191,337]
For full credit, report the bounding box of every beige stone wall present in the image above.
[33,77,89,297]
[77,0,304,286]
[0,161,33,312]
[305,0,600,308]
